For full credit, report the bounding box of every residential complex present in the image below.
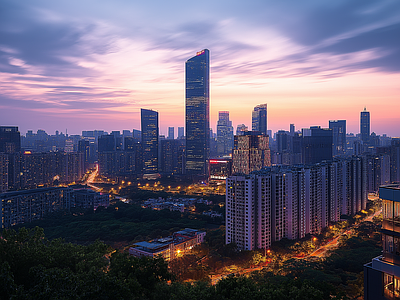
[0,186,109,228]
[226,157,367,250]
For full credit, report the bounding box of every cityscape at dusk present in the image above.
[1,0,400,136]
[1,1,400,299]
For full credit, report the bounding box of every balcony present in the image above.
[383,219,400,234]
[383,252,400,266]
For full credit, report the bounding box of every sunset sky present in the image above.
[1,0,399,137]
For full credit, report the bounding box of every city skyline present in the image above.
[1,1,400,137]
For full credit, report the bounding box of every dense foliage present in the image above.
[15,202,207,243]
[0,227,347,300]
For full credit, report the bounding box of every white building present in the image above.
[226,157,367,251]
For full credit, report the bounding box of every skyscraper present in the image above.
[185,49,210,175]
[360,107,370,144]
[329,120,346,156]
[141,109,159,175]
[301,126,333,164]
[168,127,174,140]
[0,126,20,153]
[232,131,271,174]
[236,124,248,136]
[252,104,268,135]
[177,127,184,139]
[217,111,234,157]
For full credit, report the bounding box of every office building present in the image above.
[360,107,370,144]
[0,126,20,153]
[364,185,400,300]
[216,111,234,157]
[290,124,295,136]
[236,124,248,136]
[78,140,90,170]
[329,120,346,156]
[177,127,184,139]
[252,104,268,136]
[141,108,159,175]
[185,49,210,175]
[302,126,333,164]
[232,131,271,174]
[98,135,117,152]
[160,139,185,175]
[168,127,174,140]
[209,158,232,180]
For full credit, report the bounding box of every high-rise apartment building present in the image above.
[329,120,346,156]
[217,111,234,157]
[232,131,271,175]
[360,107,370,144]
[364,185,400,300]
[391,138,400,184]
[0,154,8,193]
[141,109,159,175]
[226,158,367,251]
[185,49,210,175]
[0,126,20,153]
[252,104,268,136]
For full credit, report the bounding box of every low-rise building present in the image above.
[129,228,206,261]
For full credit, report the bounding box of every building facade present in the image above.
[129,228,206,261]
[361,107,370,144]
[302,126,333,164]
[185,49,210,176]
[232,131,271,175]
[329,120,346,156]
[141,109,159,175]
[252,104,268,136]
[226,158,367,251]
[0,187,73,228]
[0,126,21,153]
[364,185,400,300]
[216,111,234,157]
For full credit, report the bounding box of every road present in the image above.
[84,164,102,191]
[309,208,382,258]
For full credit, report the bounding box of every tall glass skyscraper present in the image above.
[360,107,370,143]
[141,109,159,175]
[185,49,210,175]
[217,111,234,157]
[252,104,268,136]
[329,120,346,156]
